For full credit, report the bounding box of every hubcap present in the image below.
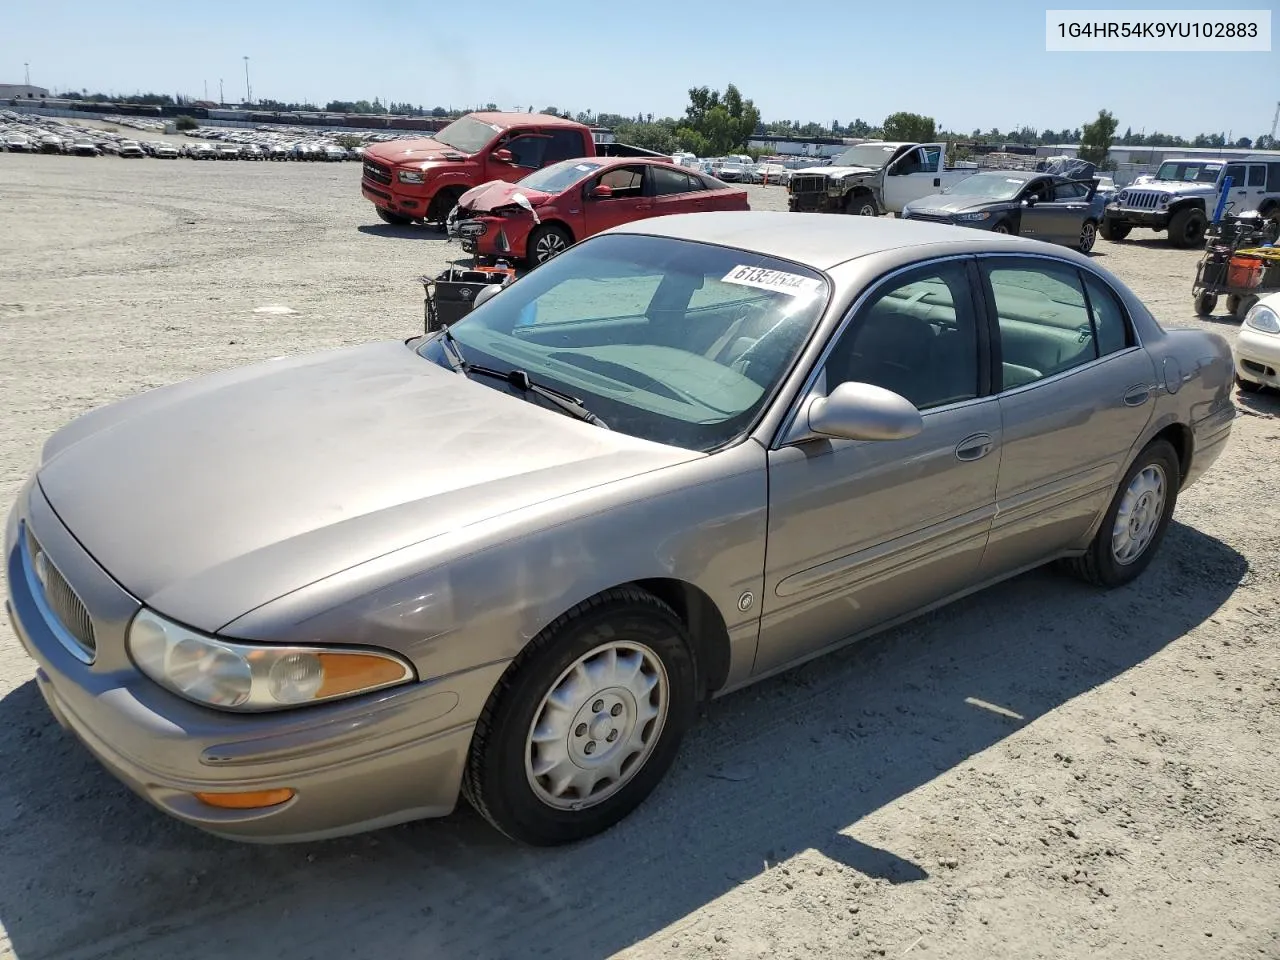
[535,233,567,261]
[1111,464,1166,565]
[994,224,1009,234]
[1080,222,1096,252]
[525,641,668,810]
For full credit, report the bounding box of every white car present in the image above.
[1235,291,1280,392]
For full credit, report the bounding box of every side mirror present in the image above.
[1024,194,1039,206]
[491,148,513,163]
[806,381,923,441]
[589,183,614,199]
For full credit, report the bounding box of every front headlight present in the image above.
[1245,304,1280,335]
[397,169,425,184]
[1158,193,1172,206]
[127,609,416,712]
[955,211,991,221]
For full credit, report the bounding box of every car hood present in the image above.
[793,165,876,179]
[36,340,699,632]
[1126,180,1215,195]
[904,194,1000,215]
[458,180,554,213]
[366,137,470,166]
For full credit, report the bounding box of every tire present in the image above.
[1194,291,1218,316]
[1100,219,1131,241]
[1167,207,1207,248]
[992,220,1013,235]
[1236,373,1264,393]
[1077,219,1098,254]
[1060,439,1180,588]
[525,223,573,267]
[1233,294,1259,321]
[463,587,697,846]
[376,207,412,226]
[428,187,464,226]
[845,193,878,217]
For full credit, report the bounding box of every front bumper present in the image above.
[1235,326,1280,388]
[449,212,529,259]
[1105,206,1171,228]
[787,191,843,213]
[5,482,503,843]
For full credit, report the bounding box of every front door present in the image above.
[1015,178,1065,241]
[582,164,652,236]
[976,256,1157,577]
[881,144,945,212]
[756,258,1001,676]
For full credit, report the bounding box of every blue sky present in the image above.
[4,0,1277,140]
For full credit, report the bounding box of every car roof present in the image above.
[469,111,583,128]
[607,211,1052,270]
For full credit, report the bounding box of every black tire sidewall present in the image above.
[468,594,697,845]
[1088,440,1180,586]
[1194,291,1217,315]
[526,224,571,266]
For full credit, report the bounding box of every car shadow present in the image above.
[1234,385,1280,416]
[356,223,451,241]
[0,521,1246,960]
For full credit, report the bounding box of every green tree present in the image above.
[174,115,198,131]
[1077,109,1118,166]
[882,112,937,142]
[1257,134,1277,150]
[677,84,760,154]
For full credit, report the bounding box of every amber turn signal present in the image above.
[194,788,296,809]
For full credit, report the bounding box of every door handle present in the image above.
[637,203,653,210]
[1123,384,1151,406]
[933,177,941,187]
[955,433,994,461]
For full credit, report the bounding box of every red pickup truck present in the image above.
[361,112,602,227]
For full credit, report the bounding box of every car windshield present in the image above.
[828,143,901,169]
[942,173,1030,200]
[418,233,830,452]
[518,159,604,193]
[1154,161,1223,183]
[432,115,502,154]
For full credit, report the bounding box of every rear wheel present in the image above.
[526,223,573,267]
[463,587,697,845]
[1167,207,1207,248]
[1100,218,1131,241]
[376,207,412,226]
[1060,439,1179,588]
[1194,291,1218,316]
[1077,219,1098,254]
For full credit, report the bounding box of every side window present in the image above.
[824,262,979,411]
[1268,163,1280,193]
[596,166,645,197]
[1054,181,1089,201]
[650,166,696,196]
[893,148,924,175]
[1247,164,1267,188]
[919,145,941,172]
[503,133,547,169]
[1224,163,1247,188]
[985,262,1098,389]
[1081,273,1132,357]
[543,130,585,165]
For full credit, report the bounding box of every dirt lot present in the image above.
[0,153,1277,960]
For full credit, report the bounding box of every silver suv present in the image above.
[1102,155,1280,247]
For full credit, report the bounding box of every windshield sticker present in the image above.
[722,265,823,298]
[574,163,597,171]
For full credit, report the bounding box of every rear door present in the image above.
[1223,162,1252,213]
[1242,163,1269,213]
[646,164,711,217]
[976,255,1157,578]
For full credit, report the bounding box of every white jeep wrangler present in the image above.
[1102,155,1280,247]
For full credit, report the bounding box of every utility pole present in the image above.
[24,62,30,86]
[219,78,224,106]
[204,80,208,101]
[243,56,251,104]
[1271,101,1279,140]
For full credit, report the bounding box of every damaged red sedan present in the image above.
[448,157,750,267]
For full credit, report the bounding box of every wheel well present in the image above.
[536,219,575,242]
[1168,199,1206,215]
[1152,423,1193,488]
[633,578,731,700]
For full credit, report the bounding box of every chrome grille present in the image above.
[25,527,96,659]
[363,160,392,186]
[1120,190,1161,210]
[905,213,953,224]
[789,174,828,195]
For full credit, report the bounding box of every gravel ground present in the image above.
[1,153,1277,960]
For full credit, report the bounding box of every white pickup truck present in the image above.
[787,141,978,216]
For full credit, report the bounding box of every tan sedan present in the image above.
[5,212,1235,845]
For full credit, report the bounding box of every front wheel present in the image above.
[1077,219,1098,254]
[992,220,1013,235]
[376,207,413,226]
[1060,439,1179,587]
[1167,207,1207,248]
[845,193,878,217]
[1194,290,1218,316]
[525,223,573,267]
[1100,219,1131,242]
[463,587,697,845]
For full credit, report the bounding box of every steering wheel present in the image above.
[731,316,802,384]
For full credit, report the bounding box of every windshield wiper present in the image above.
[436,328,608,428]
